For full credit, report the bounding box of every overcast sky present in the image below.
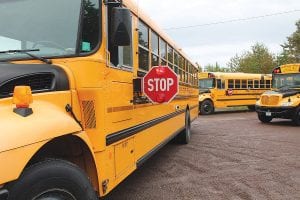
[133,0,300,68]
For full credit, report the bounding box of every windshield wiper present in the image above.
[0,49,52,64]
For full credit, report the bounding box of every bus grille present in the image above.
[82,100,96,129]
[261,96,279,105]
[0,73,54,97]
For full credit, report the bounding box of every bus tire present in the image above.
[8,159,98,200]
[200,100,214,115]
[257,113,272,123]
[292,107,300,126]
[177,109,191,144]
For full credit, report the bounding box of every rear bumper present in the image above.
[0,189,8,200]
[255,105,296,119]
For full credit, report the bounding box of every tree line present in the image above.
[202,19,300,73]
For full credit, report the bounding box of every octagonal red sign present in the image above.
[143,66,179,103]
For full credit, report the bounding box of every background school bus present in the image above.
[198,72,272,114]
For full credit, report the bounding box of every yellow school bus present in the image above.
[0,0,198,199]
[198,72,272,114]
[256,64,300,125]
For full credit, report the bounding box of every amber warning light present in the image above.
[12,86,33,117]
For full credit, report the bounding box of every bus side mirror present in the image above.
[111,7,132,46]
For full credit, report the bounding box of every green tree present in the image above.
[276,51,291,66]
[278,19,300,64]
[195,62,202,72]
[204,62,229,72]
[227,43,276,74]
[227,54,241,72]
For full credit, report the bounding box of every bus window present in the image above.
[235,79,241,89]
[151,31,159,67]
[199,79,215,89]
[179,55,184,81]
[260,80,266,88]
[242,80,247,88]
[139,48,149,71]
[294,76,300,85]
[167,45,174,66]
[174,51,179,74]
[179,69,183,82]
[217,79,224,89]
[228,79,234,88]
[159,38,167,65]
[248,80,253,88]
[138,21,149,71]
[80,0,100,53]
[266,80,271,88]
[151,54,158,66]
[139,21,148,48]
[254,80,259,88]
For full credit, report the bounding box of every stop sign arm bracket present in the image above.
[133,78,150,105]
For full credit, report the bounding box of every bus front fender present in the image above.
[0,101,82,184]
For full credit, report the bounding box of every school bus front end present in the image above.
[255,64,300,125]
[198,72,215,114]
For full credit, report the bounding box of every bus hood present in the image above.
[260,90,300,106]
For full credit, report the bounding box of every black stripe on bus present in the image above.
[231,93,262,96]
[136,125,185,168]
[216,98,258,101]
[106,104,198,145]
[106,109,186,145]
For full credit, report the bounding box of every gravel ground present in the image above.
[105,111,300,200]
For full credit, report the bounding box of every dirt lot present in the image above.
[105,111,300,200]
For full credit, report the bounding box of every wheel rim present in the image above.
[203,103,211,113]
[33,189,76,200]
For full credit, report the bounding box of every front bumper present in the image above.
[0,189,8,200]
[255,105,296,119]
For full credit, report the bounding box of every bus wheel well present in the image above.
[26,135,99,194]
[202,98,213,105]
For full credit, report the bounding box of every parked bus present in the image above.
[256,64,300,125]
[0,0,199,199]
[198,72,272,114]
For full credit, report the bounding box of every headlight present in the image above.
[281,102,292,107]
[255,101,260,106]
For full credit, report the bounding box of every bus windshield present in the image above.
[199,78,215,89]
[272,73,300,89]
[0,0,81,61]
